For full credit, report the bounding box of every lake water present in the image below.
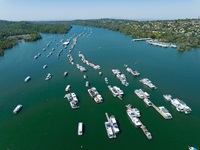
[0,25,200,150]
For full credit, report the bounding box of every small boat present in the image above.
[86,81,90,87]
[105,122,115,139]
[45,73,52,80]
[63,71,68,77]
[78,122,83,135]
[105,77,109,84]
[83,74,87,79]
[24,76,31,82]
[13,104,23,114]
[99,72,102,76]
[43,65,47,69]
[110,115,120,134]
[163,94,172,101]
[65,85,71,92]
[34,55,38,59]
[189,147,198,150]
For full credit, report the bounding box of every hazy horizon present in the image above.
[0,0,199,21]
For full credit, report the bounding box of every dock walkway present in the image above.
[132,38,152,42]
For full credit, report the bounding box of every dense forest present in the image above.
[69,19,200,51]
[0,20,71,56]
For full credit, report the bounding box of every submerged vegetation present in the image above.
[70,19,200,51]
[0,20,71,56]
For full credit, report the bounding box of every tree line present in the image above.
[0,20,71,56]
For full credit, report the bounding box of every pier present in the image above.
[140,124,152,140]
[132,38,152,42]
[105,113,110,122]
[135,93,172,119]
[151,103,172,119]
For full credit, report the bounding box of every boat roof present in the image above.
[63,41,69,45]
[110,117,117,124]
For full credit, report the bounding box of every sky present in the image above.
[0,0,199,21]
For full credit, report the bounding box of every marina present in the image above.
[132,38,177,48]
[147,39,177,48]
[0,25,199,150]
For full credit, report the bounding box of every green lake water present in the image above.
[0,25,200,150]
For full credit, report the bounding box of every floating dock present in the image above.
[132,38,152,42]
[151,103,172,119]
[140,124,152,140]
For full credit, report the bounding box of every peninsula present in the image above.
[0,20,71,56]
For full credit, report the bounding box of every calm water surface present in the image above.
[0,25,200,150]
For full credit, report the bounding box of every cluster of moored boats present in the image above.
[76,64,87,72]
[56,49,63,59]
[34,53,41,59]
[139,78,157,89]
[134,89,172,119]
[69,33,83,52]
[126,104,152,139]
[125,65,140,77]
[112,69,129,86]
[147,39,177,48]
[69,38,77,52]
[45,73,52,81]
[78,52,101,70]
[67,54,74,65]
[132,38,177,48]
[163,94,191,114]
[105,113,120,139]
[64,92,80,109]
[88,87,103,103]
[46,51,53,58]
[19,30,196,149]
[108,85,124,100]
